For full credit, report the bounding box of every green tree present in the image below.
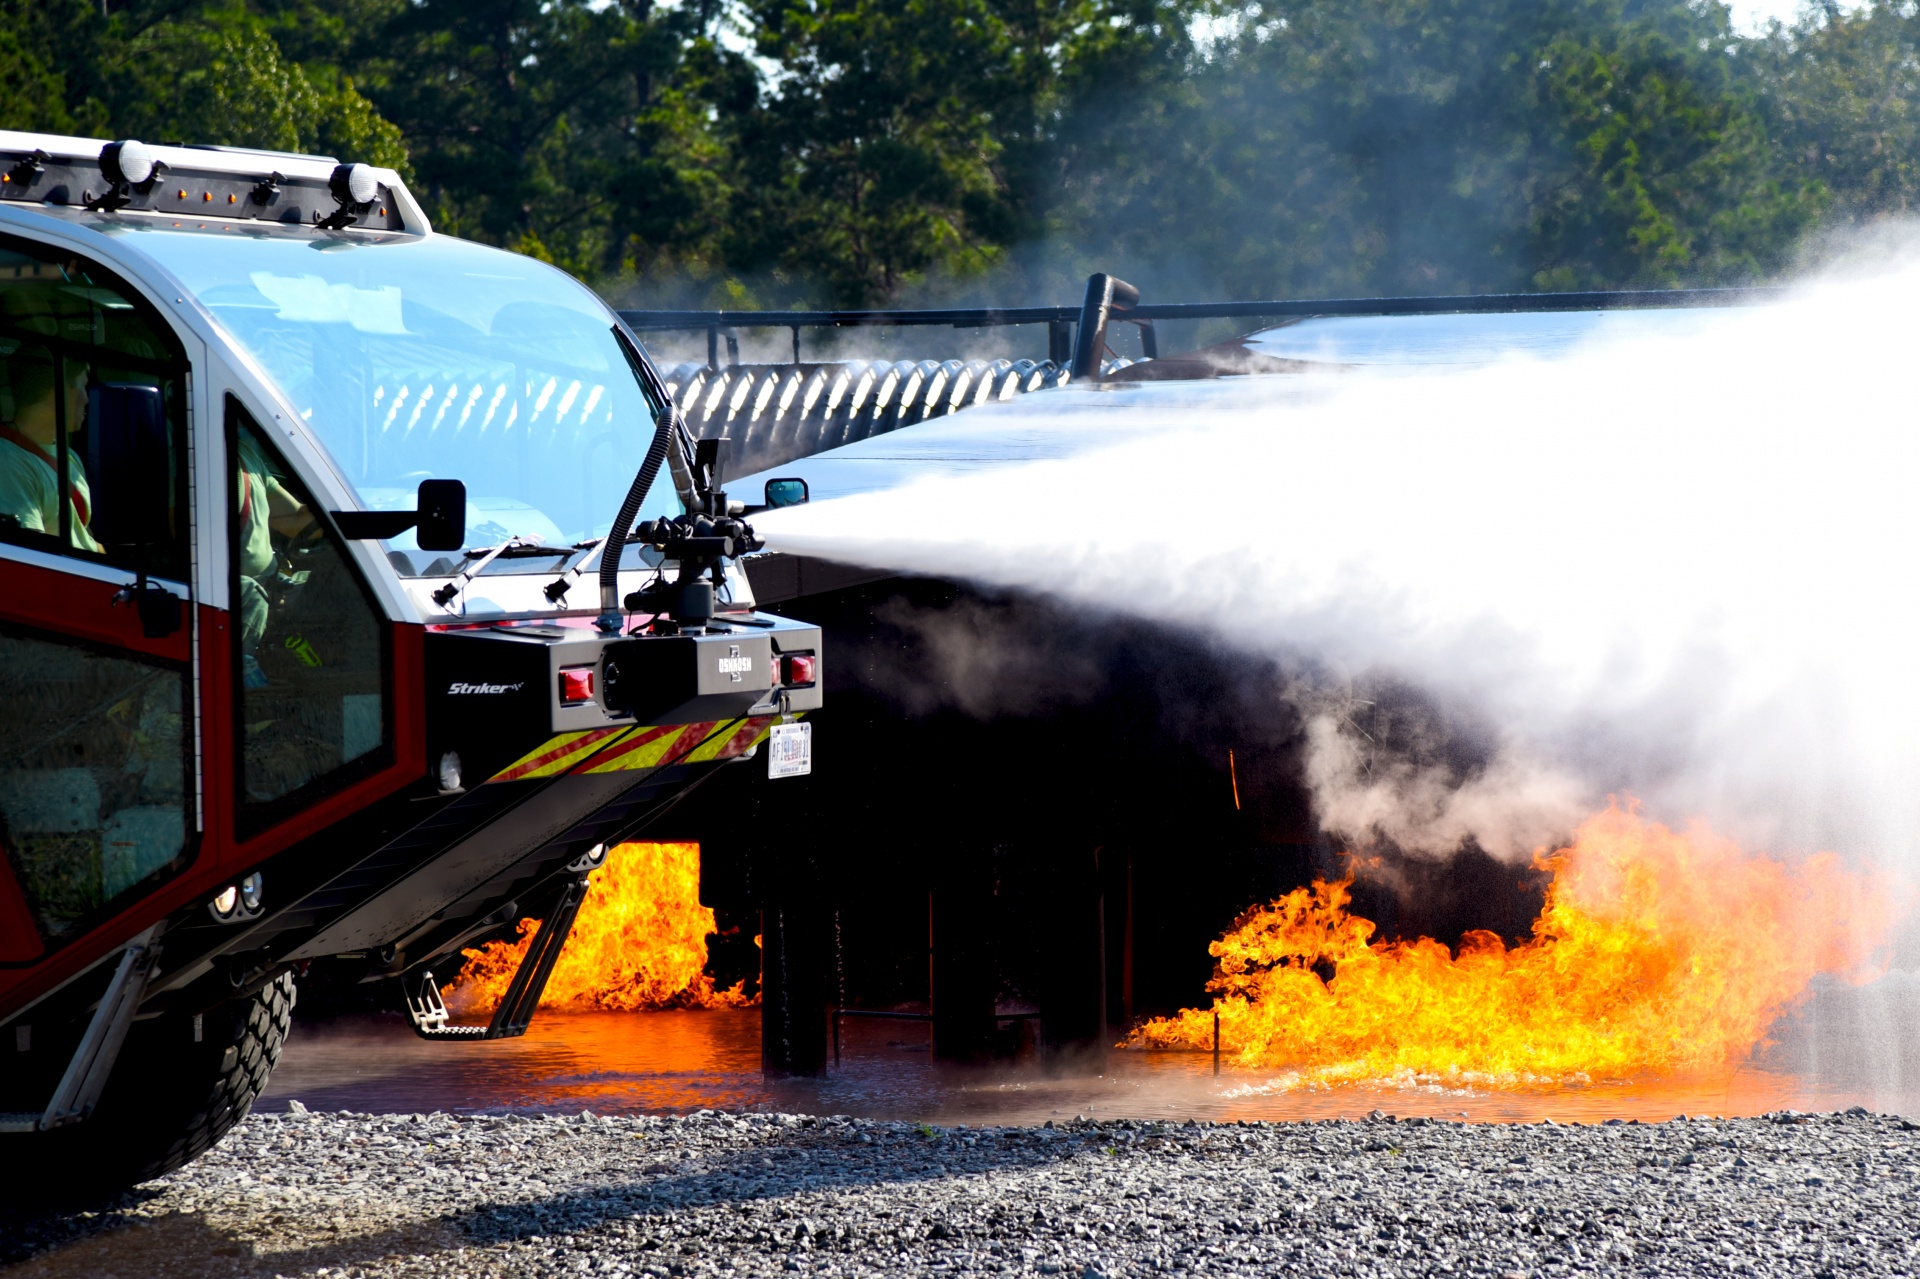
[0,24,76,135]
[0,0,110,134]
[1528,21,1824,288]
[1045,0,1819,297]
[736,0,1140,304]
[1751,0,1920,220]
[340,0,751,278]
[0,2,404,171]
[108,5,405,169]
[0,0,1912,306]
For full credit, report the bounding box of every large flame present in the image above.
[445,841,753,1015]
[1129,804,1907,1087]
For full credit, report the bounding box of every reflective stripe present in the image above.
[579,717,775,773]
[489,726,628,782]
[574,723,696,775]
[682,717,775,764]
[488,715,789,783]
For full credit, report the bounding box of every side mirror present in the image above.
[763,477,809,509]
[413,479,467,551]
[333,478,466,550]
[86,384,171,547]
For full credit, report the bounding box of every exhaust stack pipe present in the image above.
[1071,273,1148,381]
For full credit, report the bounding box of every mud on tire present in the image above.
[0,973,296,1204]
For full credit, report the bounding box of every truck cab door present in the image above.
[0,231,198,968]
[221,393,391,840]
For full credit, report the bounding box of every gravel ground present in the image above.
[3,1106,1917,1278]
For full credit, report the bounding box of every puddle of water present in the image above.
[262,1007,1920,1125]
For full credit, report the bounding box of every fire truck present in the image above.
[0,132,822,1199]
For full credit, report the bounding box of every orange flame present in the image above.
[1129,803,1908,1087]
[445,841,753,1015]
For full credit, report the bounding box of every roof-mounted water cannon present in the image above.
[621,437,763,631]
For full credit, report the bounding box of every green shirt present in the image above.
[0,432,100,553]
[235,432,278,580]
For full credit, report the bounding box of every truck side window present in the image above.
[227,398,388,827]
[0,235,187,579]
[0,622,188,946]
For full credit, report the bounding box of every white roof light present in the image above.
[100,138,154,186]
[330,162,379,206]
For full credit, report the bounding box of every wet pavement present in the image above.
[261,1001,1920,1126]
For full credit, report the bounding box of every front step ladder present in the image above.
[0,926,163,1132]
[402,874,591,1040]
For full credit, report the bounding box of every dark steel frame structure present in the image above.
[620,278,1784,374]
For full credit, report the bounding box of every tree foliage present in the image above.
[1751,0,1920,220]
[1045,0,1827,296]
[0,0,1916,302]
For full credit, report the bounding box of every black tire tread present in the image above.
[130,972,294,1185]
[0,973,295,1203]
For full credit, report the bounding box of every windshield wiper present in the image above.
[478,544,574,562]
[429,536,551,612]
[543,538,603,605]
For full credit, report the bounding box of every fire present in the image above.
[445,841,753,1014]
[1129,803,1907,1087]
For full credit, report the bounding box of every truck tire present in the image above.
[0,972,296,1205]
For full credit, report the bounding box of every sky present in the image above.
[1725,0,1858,32]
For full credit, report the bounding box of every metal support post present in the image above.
[1070,273,1141,382]
[760,890,833,1076]
[1138,320,1158,359]
[403,874,591,1041]
[1048,320,1074,366]
[0,925,163,1133]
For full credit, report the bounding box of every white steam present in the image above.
[755,245,1920,873]
[1298,712,1591,859]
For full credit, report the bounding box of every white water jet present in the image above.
[757,248,1920,883]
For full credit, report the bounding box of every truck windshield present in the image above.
[112,226,679,573]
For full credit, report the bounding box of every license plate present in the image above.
[768,721,812,778]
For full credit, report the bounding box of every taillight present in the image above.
[559,666,595,704]
[781,653,818,686]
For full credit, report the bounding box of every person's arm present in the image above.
[263,476,313,538]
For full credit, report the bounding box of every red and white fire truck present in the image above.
[0,131,821,1198]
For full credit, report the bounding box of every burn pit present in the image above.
[306,577,1920,1124]
[444,842,755,1016]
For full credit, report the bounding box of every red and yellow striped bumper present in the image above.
[488,716,782,784]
